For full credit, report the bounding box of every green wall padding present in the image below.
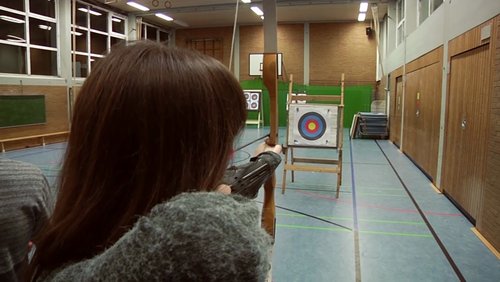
[0,95,46,128]
[241,79,371,128]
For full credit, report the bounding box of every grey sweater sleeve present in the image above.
[41,192,272,282]
[0,158,53,282]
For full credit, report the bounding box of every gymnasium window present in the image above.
[418,0,429,25]
[140,21,170,44]
[71,1,127,77]
[396,0,405,46]
[0,0,57,76]
[432,0,443,13]
[418,0,444,26]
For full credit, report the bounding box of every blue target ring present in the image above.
[298,112,326,140]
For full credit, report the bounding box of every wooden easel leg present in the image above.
[291,147,295,183]
[282,147,288,194]
[336,171,341,198]
[339,150,343,186]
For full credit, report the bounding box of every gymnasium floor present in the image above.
[2,127,499,281]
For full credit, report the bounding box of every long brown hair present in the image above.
[28,41,247,279]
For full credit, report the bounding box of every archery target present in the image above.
[298,112,326,140]
[244,90,261,111]
[288,104,338,147]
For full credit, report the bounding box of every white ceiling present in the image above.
[96,0,391,29]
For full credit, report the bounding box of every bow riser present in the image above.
[262,53,278,238]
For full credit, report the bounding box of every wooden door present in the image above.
[442,44,491,220]
[391,76,403,146]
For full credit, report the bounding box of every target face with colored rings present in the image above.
[298,112,326,140]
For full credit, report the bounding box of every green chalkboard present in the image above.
[0,95,46,128]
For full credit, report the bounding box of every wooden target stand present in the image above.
[244,90,264,128]
[282,74,345,198]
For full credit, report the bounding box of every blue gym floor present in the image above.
[2,127,499,281]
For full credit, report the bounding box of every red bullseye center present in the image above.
[305,119,319,133]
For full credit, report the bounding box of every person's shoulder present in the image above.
[0,157,44,175]
[150,192,259,225]
[0,158,48,191]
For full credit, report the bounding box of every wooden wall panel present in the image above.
[402,47,443,181]
[442,43,491,221]
[309,22,376,85]
[449,19,494,57]
[478,15,500,252]
[0,85,69,150]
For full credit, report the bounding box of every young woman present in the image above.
[27,41,278,281]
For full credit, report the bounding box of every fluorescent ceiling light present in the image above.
[174,19,189,27]
[357,12,366,21]
[127,1,149,11]
[359,2,368,13]
[7,35,26,43]
[0,15,25,24]
[260,16,264,20]
[38,24,52,30]
[241,0,251,3]
[112,18,122,23]
[251,6,263,16]
[156,13,173,21]
[78,8,102,16]
[71,31,83,36]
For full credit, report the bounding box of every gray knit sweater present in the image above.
[0,158,53,282]
[40,192,272,282]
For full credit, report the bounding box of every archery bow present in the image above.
[261,53,278,239]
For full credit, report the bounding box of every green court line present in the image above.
[281,183,339,189]
[277,223,351,232]
[277,213,425,225]
[356,187,404,191]
[356,192,406,197]
[276,224,432,238]
[360,230,432,238]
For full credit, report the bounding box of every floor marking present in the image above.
[360,230,432,238]
[355,186,405,191]
[276,213,426,226]
[375,140,466,282]
[277,224,351,232]
[297,189,463,217]
[349,138,362,282]
[274,204,352,231]
[356,192,406,197]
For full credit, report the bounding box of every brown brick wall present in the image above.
[277,24,304,84]
[309,22,376,85]
[239,24,304,83]
[239,25,264,81]
[179,23,371,84]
